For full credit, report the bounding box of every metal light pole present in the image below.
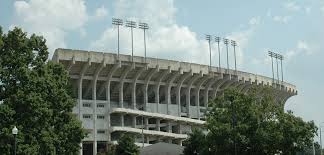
[206,35,212,71]
[274,53,280,85]
[126,20,137,62]
[12,126,18,155]
[223,38,230,74]
[112,18,123,60]
[215,36,221,72]
[277,54,284,84]
[268,51,275,85]
[139,22,149,64]
[231,40,237,75]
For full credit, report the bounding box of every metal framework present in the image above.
[231,40,237,75]
[223,38,230,73]
[112,18,123,60]
[206,35,212,71]
[126,20,137,62]
[139,22,149,64]
[215,36,221,72]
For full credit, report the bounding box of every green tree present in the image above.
[115,134,140,155]
[183,87,317,155]
[183,129,207,155]
[0,27,86,154]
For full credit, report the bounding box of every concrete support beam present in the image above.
[154,68,171,112]
[144,66,159,110]
[119,64,134,108]
[194,76,211,120]
[186,74,201,118]
[166,71,181,115]
[131,67,145,109]
[176,71,192,116]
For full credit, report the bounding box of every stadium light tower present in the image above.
[139,22,149,64]
[274,53,280,85]
[231,40,237,75]
[206,34,212,71]
[112,18,123,60]
[268,51,275,85]
[215,36,221,72]
[223,38,230,74]
[126,20,137,62]
[277,54,284,84]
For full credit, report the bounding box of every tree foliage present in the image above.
[0,27,86,154]
[183,88,317,155]
[115,134,140,155]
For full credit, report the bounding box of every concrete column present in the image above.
[105,63,120,144]
[168,122,172,133]
[132,116,136,128]
[146,136,150,144]
[155,69,170,112]
[166,71,180,115]
[176,71,192,116]
[92,61,105,155]
[144,67,159,111]
[79,142,83,155]
[186,75,200,118]
[195,76,210,120]
[78,60,90,155]
[119,66,133,108]
[156,118,160,131]
[144,118,149,130]
[177,123,182,134]
[131,67,145,109]
[204,77,219,108]
[120,114,124,127]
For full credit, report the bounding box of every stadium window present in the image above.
[83,114,91,119]
[83,103,91,107]
[97,130,105,134]
[97,104,105,108]
[97,115,105,119]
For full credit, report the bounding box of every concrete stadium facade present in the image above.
[52,48,297,155]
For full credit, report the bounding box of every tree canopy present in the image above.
[183,88,317,155]
[0,27,86,154]
[115,134,140,155]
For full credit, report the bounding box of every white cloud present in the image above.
[273,16,291,24]
[305,7,311,14]
[13,0,88,56]
[91,0,259,67]
[283,1,300,12]
[94,6,108,19]
[285,40,313,61]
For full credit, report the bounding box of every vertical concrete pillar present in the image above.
[105,63,120,144]
[132,116,136,128]
[156,118,160,131]
[119,66,132,108]
[144,118,149,130]
[144,67,158,111]
[166,72,180,115]
[120,114,124,127]
[176,71,191,116]
[132,67,144,109]
[186,75,200,118]
[155,68,170,113]
[92,61,105,155]
[79,60,90,155]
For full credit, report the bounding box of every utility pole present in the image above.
[126,20,137,62]
[231,40,237,75]
[223,38,230,74]
[215,36,221,72]
[206,35,212,71]
[139,22,149,64]
[112,18,123,60]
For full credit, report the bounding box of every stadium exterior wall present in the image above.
[52,48,297,155]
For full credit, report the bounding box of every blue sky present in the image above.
[1,0,324,134]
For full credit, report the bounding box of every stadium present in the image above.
[52,48,297,155]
